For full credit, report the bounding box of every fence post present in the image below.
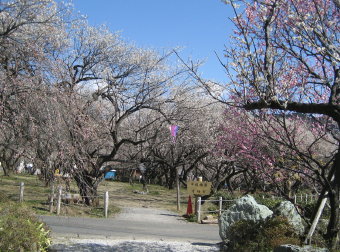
[19,182,24,203]
[104,191,109,218]
[219,197,223,216]
[305,194,328,245]
[49,183,55,213]
[294,194,297,204]
[197,197,201,223]
[56,186,62,215]
[306,194,308,204]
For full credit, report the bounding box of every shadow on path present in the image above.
[49,240,220,252]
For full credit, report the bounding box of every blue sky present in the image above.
[72,0,234,83]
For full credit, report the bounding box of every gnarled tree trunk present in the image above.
[74,171,100,206]
[325,149,340,248]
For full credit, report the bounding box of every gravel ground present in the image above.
[49,238,221,252]
[47,207,221,251]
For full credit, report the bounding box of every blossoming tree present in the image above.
[205,0,339,247]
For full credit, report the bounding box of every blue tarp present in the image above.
[104,170,116,180]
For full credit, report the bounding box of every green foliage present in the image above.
[228,216,301,252]
[255,196,282,211]
[300,202,330,248]
[0,201,52,251]
[213,191,236,201]
[183,214,197,222]
[303,202,317,219]
[212,191,282,211]
[302,202,330,220]
[86,205,121,217]
[149,191,160,196]
[207,205,218,212]
[0,192,10,204]
[212,191,237,209]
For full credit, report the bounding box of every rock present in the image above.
[274,201,305,235]
[201,215,218,224]
[133,190,148,195]
[274,244,301,252]
[201,219,218,224]
[204,215,215,220]
[274,244,329,252]
[218,195,273,242]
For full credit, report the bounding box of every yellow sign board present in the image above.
[187,181,212,196]
[54,169,62,177]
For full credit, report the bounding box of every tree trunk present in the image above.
[141,173,148,192]
[1,162,9,176]
[167,168,176,189]
[74,173,98,206]
[164,172,170,188]
[326,187,340,249]
[325,149,340,249]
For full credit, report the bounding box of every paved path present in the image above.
[41,207,221,251]
[49,239,221,251]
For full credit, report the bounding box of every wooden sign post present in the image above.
[187,177,212,217]
[187,178,212,196]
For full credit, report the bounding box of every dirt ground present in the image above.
[98,181,190,214]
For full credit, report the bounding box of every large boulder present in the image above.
[274,201,305,235]
[218,195,273,242]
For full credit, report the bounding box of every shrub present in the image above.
[302,201,330,220]
[207,205,218,213]
[213,191,235,201]
[212,191,237,209]
[227,216,301,252]
[303,202,316,219]
[254,196,282,211]
[0,202,51,251]
[183,214,197,222]
[212,191,282,211]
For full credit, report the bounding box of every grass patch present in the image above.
[98,181,191,214]
[183,214,197,222]
[149,191,160,196]
[0,171,234,219]
[0,172,121,218]
[0,172,193,218]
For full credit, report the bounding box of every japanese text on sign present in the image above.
[187,181,212,196]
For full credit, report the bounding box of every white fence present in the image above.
[17,182,111,218]
[266,194,320,204]
[196,197,235,223]
[17,181,323,222]
[195,193,321,223]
